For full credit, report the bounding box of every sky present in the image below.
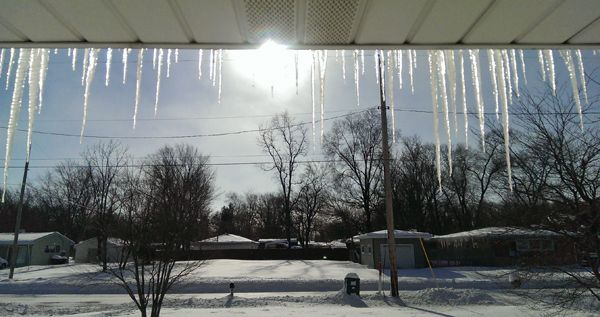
[0,47,598,210]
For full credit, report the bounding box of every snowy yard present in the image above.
[0,260,597,316]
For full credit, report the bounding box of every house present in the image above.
[258,238,298,249]
[355,229,433,269]
[0,232,75,267]
[429,227,577,266]
[74,237,126,263]
[192,234,258,250]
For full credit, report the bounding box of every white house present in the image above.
[74,237,125,263]
[192,234,258,250]
[0,232,74,267]
[355,229,432,269]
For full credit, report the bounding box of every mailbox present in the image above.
[344,273,360,295]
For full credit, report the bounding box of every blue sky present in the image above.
[0,48,598,209]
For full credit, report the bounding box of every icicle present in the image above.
[154,48,164,116]
[295,51,299,95]
[437,51,452,176]
[374,53,380,85]
[444,50,458,134]
[510,49,519,97]
[68,48,72,57]
[544,49,556,95]
[218,49,223,104]
[81,48,90,86]
[72,48,78,71]
[396,50,403,90]
[5,48,15,90]
[412,50,417,69]
[487,49,500,120]
[122,48,130,84]
[198,49,203,80]
[318,50,328,143]
[0,49,4,78]
[469,49,486,152]
[386,51,396,143]
[152,48,157,70]
[353,50,360,107]
[502,49,512,104]
[408,49,415,94]
[175,49,179,63]
[519,49,527,85]
[559,50,584,131]
[26,49,42,160]
[494,50,513,192]
[3,49,32,202]
[311,51,316,148]
[132,49,144,129]
[360,50,365,75]
[209,49,214,81]
[537,50,546,82]
[428,50,442,188]
[575,49,588,104]
[212,49,218,87]
[37,49,50,114]
[80,49,99,143]
[458,50,468,148]
[341,49,347,83]
[105,48,112,86]
[166,48,172,78]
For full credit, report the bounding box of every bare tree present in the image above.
[323,109,383,232]
[258,112,308,247]
[293,163,329,247]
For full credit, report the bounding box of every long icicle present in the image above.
[152,48,157,70]
[105,48,112,86]
[510,49,519,97]
[444,50,457,134]
[154,48,164,117]
[494,50,512,191]
[27,49,42,160]
[80,49,99,143]
[218,49,223,104]
[71,48,78,71]
[519,49,527,85]
[538,50,546,82]
[469,49,486,152]
[175,49,179,63]
[396,50,403,90]
[544,49,556,95]
[353,50,360,106]
[575,49,588,104]
[459,50,469,148]
[387,50,396,143]
[360,50,365,75]
[166,48,172,78]
[559,50,584,131]
[311,51,316,148]
[502,49,512,104]
[132,49,144,129]
[3,49,32,202]
[408,49,415,94]
[37,49,50,114]
[341,49,346,83]
[318,50,328,143]
[209,49,214,81]
[0,48,4,78]
[198,49,203,80]
[5,48,15,90]
[437,51,452,176]
[428,50,442,188]
[81,48,90,86]
[487,49,500,120]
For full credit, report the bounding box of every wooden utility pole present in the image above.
[9,145,32,279]
[376,50,399,296]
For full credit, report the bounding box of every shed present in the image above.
[0,232,74,267]
[355,229,432,269]
[192,234,258,250]
[430,227,577,266]
[74,237,125,263]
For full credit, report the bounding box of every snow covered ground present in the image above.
[0,260,597,316]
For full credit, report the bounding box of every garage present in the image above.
[355,229,432,269]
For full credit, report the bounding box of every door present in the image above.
[380,244,415,269]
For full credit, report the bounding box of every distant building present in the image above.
[192,234,258,250]
[74,237,125,263]
[429,227,577,266]
[0,232,74,267]
[355,229,433,269]
[258,238,298,249]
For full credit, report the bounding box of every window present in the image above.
[516,239,554,252]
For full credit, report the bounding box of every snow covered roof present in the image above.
[432,227,560,241]
[2,1,599,49]
[0,232,74,245]
[200,234,257,244]
[355,229,432,240]
[76,237,125,247]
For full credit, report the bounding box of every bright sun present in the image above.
[230,40,309,93]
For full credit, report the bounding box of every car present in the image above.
[51,253,69,265]
[0,256,8,269]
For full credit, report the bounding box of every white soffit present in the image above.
[0,0,599,48]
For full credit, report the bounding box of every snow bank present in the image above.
[412,288,496,305]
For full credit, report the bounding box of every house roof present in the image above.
[432,227,560,241]
[1,0,599,49]
[75,237,125,247]
[200,234,257,244]
[355,229,432,240]
[0,232,75,246]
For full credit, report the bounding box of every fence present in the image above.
[178,248,350,261]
